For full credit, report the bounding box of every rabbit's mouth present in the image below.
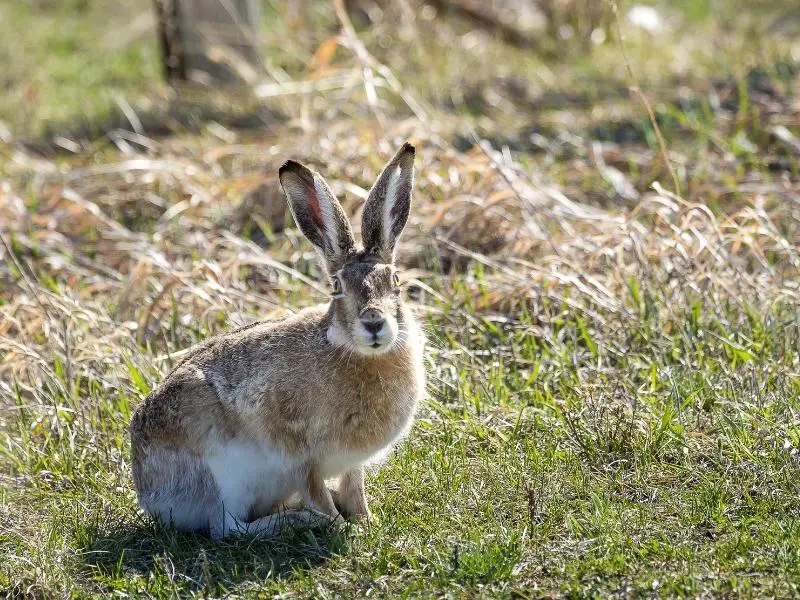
[355,336,396,356]
[352,318,399,356]
[358,343,394,356]
[327,316,399,355]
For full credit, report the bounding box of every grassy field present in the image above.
[1,0,800,597]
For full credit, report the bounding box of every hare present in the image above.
[130,143,425,539]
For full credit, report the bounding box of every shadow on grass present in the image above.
[80,516,346,590]
[18,94,287,157]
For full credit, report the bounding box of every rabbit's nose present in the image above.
[363,320,385,335]
[360,309,385,334]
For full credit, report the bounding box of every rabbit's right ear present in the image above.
[280,161,356,273]
[361,143,414,263]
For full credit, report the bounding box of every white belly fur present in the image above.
[204,438,299,518]
[320,449,379,478]
[205,438,401,514]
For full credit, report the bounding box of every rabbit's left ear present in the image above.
[280,161,357,274]
[361,143,415,263]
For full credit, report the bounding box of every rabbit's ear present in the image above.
[280,161,356,273]
[361,143,414,263]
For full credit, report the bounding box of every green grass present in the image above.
[0,0,160,138]
[2,0,800,597]
[2,282,799,597]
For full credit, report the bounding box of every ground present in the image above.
[1,0,799,597]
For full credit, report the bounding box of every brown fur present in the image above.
[130,143,424,538]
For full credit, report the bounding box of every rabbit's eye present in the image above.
[392,272,401,287]
[332,277,344,297]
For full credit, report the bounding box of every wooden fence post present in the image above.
[153,0,263,86]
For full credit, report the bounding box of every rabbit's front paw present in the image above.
[351,505,372,523]
[339,497,371,523]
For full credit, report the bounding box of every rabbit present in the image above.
[130,143,425,539]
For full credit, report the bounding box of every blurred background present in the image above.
[1,0,797,148]
[1,0,797,274]
[1,0,798,308]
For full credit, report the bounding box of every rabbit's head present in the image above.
[279,143,415,356]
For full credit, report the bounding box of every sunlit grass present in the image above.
[1,0,799,597]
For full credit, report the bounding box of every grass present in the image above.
[2,0,800,597]
[0,0,160,139]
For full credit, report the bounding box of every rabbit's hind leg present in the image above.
[245,509,334,537]
[210,507,333,539]
[135,444,219,534]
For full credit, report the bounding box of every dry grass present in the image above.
[2,96,797,397]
